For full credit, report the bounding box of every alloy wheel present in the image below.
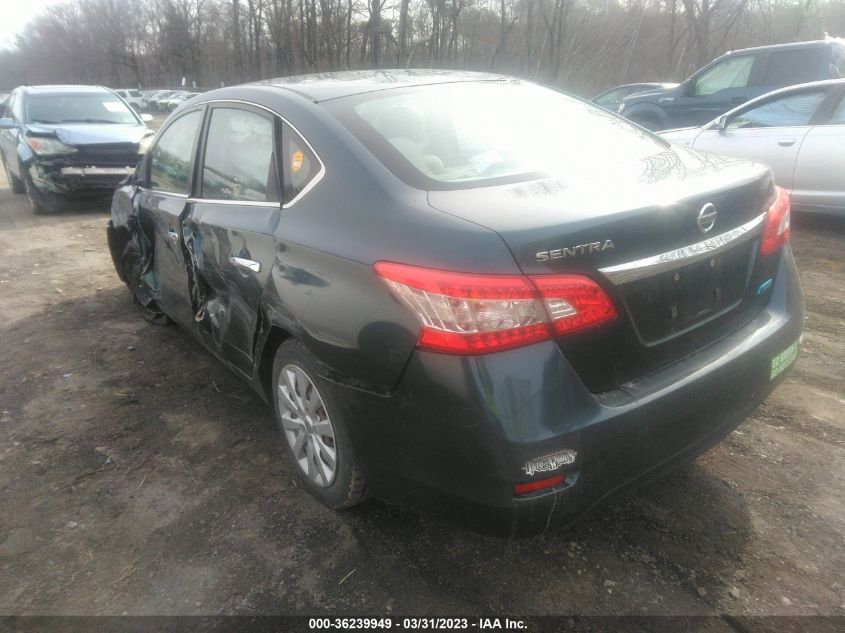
[277,364,337,487]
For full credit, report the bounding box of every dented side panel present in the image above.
[184,201,281,376]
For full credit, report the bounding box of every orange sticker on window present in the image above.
[291,150,304,173]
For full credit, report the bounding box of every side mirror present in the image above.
[682,81,695,97]
[140,113,153,123]
[711,114,729,131]
[0,117,16,130]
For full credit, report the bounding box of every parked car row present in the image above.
[598,38,844,131]
[594,37,845,216]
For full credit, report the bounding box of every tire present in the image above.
[22,169,53,215]
[2,153,25,194]
[272,339,367,509]
[120,241,171,325]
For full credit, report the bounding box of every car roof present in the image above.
[251,69,512,102]
[20,85,111,95]
[721,37,845,58]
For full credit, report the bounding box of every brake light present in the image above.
[760,186,791,256]
[374,262,617,354]
[514,474,567,495]
[532,275,618,336]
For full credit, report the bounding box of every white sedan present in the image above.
[661,79,845,215]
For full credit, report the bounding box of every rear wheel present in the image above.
[272,339,367,509]
[2,154,25,194]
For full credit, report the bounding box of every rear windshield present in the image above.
[326,81,668,190]
[26,93,138,125]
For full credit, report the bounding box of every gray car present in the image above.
[661,79,845,215]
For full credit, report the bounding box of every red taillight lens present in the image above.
[374,262,617,354]
[531,274,618,336]
[513,474,567,495]
[760,186,791,256]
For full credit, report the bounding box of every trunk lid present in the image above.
[427,146,776,392]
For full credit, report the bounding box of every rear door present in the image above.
[692,87,830,191]
[136,107,205,328]
[182,103,283,375]
[791,87,845,211]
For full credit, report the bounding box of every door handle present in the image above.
[229,256,261,273]
[167,229,179,243]
[777,139,796,147]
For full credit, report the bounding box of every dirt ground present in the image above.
[0,158,843,620]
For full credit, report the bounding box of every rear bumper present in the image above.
[331,247,804,534]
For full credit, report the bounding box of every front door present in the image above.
[670,54,758,128]
[692,87,829,191]
[137,107,205,329]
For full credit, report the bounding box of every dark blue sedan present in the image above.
[106,71,803,534]
[0,85,155,214]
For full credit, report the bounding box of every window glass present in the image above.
[202,108,279,203]
[25,93,137,125]
[695,56,755,96]
[4,94,14,119]
[281,122,319,202]
[331,82,665,187]
[830,97,845,124]
[149,109,203,194]
[764,48,824,87]
[728,90,826,129]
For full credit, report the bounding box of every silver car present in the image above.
[661,79,845,215]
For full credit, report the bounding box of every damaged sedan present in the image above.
[0,85,155,214]
[107,71,804,535]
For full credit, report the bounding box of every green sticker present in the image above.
[770,340,798,380]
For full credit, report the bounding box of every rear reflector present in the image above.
[514,474,567,495]
[374,262,617,354]
[760,186,791,256]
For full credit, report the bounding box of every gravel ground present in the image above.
[0,158,843,622]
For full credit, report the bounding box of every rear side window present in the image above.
[763,48,824,87]
[695,55,755,96]
[728,90,826,129]
[149,109,203,194]
[201,107,279,203]
[281,122,320,203]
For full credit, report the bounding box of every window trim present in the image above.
[142,105,207,197]
[197,98,325,209]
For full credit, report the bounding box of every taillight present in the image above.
[374,262,617,354]
[760,186,791,256]
[532,275,618,336]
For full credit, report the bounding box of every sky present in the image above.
[0,0,57,49]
